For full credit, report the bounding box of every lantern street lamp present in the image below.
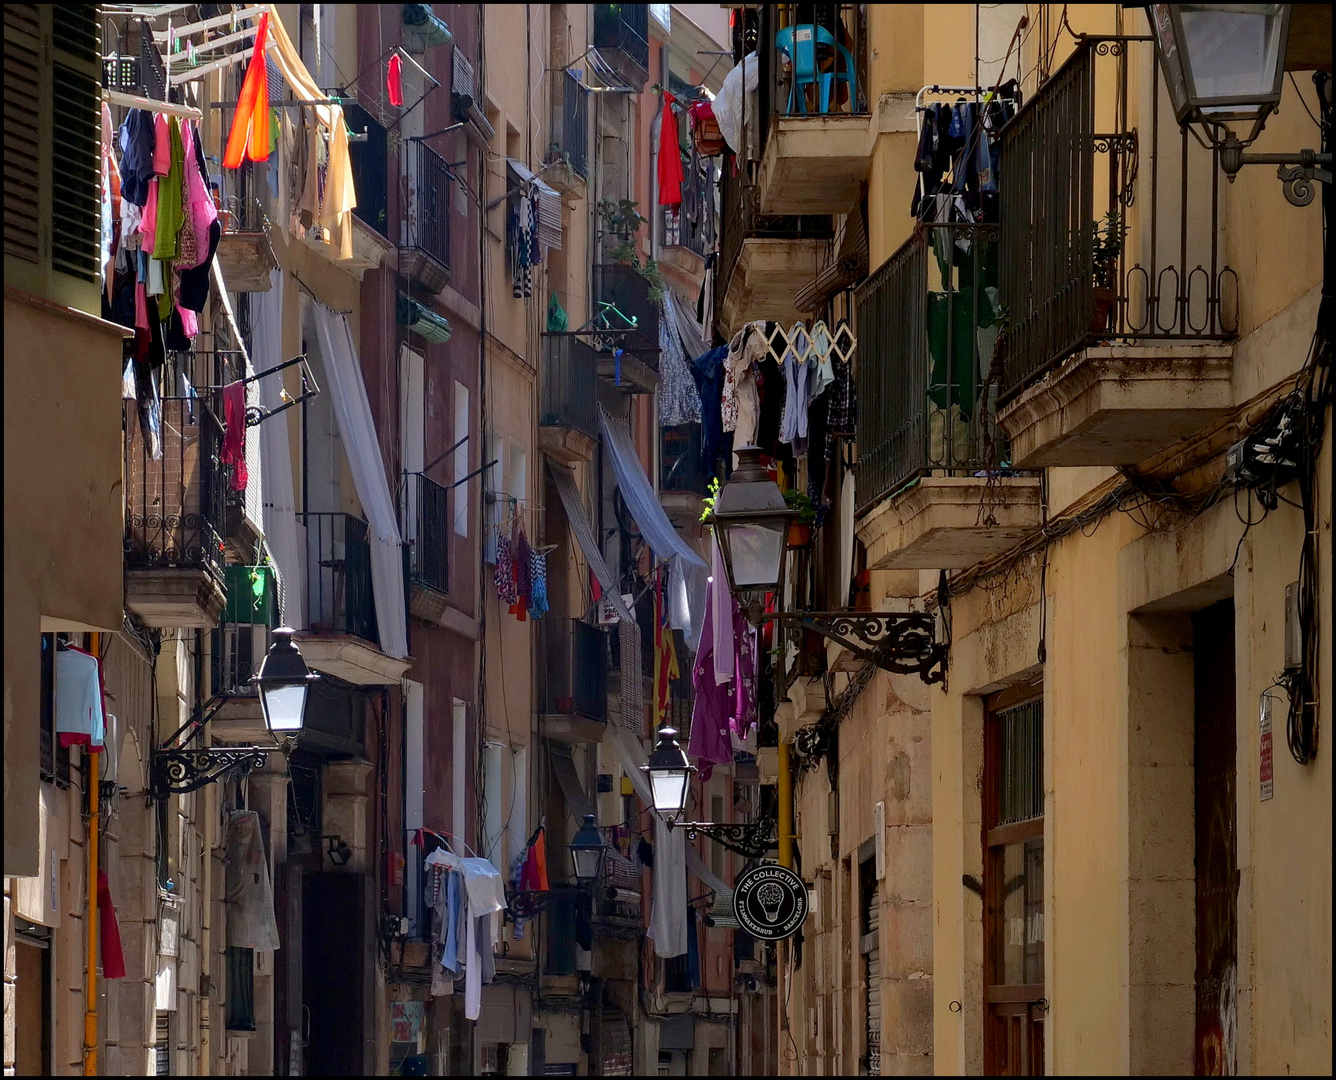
[708,447,798,625]
[704,451,947,685]
[569,814,609,884]
[1146,4,1330,206]
[640,725,779,858]
[152,627,319,800]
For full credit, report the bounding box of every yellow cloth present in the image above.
[263,7,357,260]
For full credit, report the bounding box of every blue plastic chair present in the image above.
[775,24,858,114]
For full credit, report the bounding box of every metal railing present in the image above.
[762,3,868,131]
[402,138,452,271]
[401,472,450,596]
[539,618,608,723]
[715,163,832,326]
[664,140,718,258]
[211,622,268,697]
[593,262,660,367]
[592,3,650,88]
[997,36,1237,401]
[124,397,225,577]
[297,512,379,645]
[855,223,1003,512]
[554,69,589,179]
[540,334,600,439]
[660,424,709,495]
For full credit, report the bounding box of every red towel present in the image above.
[657,91,685,208]
[98,870,127,979]
[223,13,271,169]
[521,827,550,892]
[221,380,249,492]
[387,53,404,107]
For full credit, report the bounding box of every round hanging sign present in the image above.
[732,862,809,941]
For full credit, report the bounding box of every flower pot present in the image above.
[1092,286,1116,332]
[787,522,812,548]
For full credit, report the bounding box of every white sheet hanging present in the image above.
[254,269,305,630]
[312,305,410,659]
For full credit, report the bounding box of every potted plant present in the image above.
[783,489,816,547]
[1091,211,1122,332]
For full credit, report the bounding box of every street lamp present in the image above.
[569,814,609,884]
[152,628,319,799]
[640,725,696,819]
[1146,4,1330,205]
[707,447,797,624]
[640,725,779,858]
[706,450,947,685]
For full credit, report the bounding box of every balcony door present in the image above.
[400,344,426,550]
[984,687,1045,1075]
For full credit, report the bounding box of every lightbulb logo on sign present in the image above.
[733,863,808,941]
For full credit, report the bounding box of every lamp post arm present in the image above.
[760,611,948,685]
[666,817,779,860]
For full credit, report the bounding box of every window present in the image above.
[225,946,255,1031]
[39,635,71,785]
[983,688,1045,1075]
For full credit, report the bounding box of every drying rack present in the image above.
[912,82,1022,213]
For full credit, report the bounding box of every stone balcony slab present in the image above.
[758,113,872,215]
[125,567,226,628]
[719,237,828,341]
[294,633,411,686]
[857,476,1042,570]
[998,344,1235,467]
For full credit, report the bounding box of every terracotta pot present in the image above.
[787,522,812,548]
[1092,286,1116,332]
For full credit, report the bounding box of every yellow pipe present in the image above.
[777,739,794,869]
[84,632,101,1075]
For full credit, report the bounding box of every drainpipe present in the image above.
[777,740,793,869]
[83,632,101,1075]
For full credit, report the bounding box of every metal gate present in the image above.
[861,858,881,1075]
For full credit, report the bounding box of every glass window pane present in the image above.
[997,838,1044,986]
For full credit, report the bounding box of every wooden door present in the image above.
[984,690,1046,1076]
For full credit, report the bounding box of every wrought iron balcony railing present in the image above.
[540,334,600,440]
[297,512,379,646]
[592,4,650,91]
[997,36,1238,401]
[401,472,450,597]
[761,3,868,129]
[593,262,660,368]
[402,138,452,273]
[855,223,1003,512]
[539,618,609,724]
[124,397,226,577]
[553,69,590,179]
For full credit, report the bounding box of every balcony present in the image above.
[663,142,718,261]
[539,334,600,463]
[592,262,660,393]
[756,3,872,215]
[124,397,227,627]
[592,4,650,92]
[714,164,832,341]
[214,164,277,293]
[660,423,709,528]
[539,619,609,743]
[207,566,276,742]
[297,512,405,685]
[995,37,1236,468]
[854,225,1040,569]
[401,472,450,623]
[547,70,590,197]
[399,139,452,294]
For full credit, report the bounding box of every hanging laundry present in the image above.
[97,870,127,980]
[54,645,106,751]
[387,53,404,107]
[495,529,518,605]
[151,117,185,264]
[658,91,685,208]
[688,583,734,782]
[223,12,272,168]
[510,529,533,621]
[520,827,551,893]
[529,545,549,619]
[659,300,702,426]
[221,380,250,492]
[779,321,815,451]
[689,344,728,478]
[653,569,680,727]
[118,108,157,207]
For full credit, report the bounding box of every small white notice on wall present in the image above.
[1259,693,1275,801]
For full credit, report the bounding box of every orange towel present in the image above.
[223,13,271,169]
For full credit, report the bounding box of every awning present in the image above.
[507,158,563,251]
[598,409,706,568]
[794,195,869,312]
[312,305,410,659]
[550,744,592,819]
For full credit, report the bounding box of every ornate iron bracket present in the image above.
[151,747,272,799]
[668,816,778,859]
[766,610,947,685]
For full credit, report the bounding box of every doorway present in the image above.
[983,686,1045,1075]
[1192,600,1237,1076]
[303,871,369,1075]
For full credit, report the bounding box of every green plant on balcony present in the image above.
[783,488,816,546]
[699,475,722,523]
[1091,211,1122,331]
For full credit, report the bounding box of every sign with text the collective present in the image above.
[732,863,809,941]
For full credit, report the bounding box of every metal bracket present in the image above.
[151,746,272,799]
[669,816,778,859]
[766,610,948,685]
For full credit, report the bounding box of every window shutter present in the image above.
[50,6,101,282]
[3,5,41,263]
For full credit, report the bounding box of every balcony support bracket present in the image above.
[151,746,276,800]
[668,817,778,860]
